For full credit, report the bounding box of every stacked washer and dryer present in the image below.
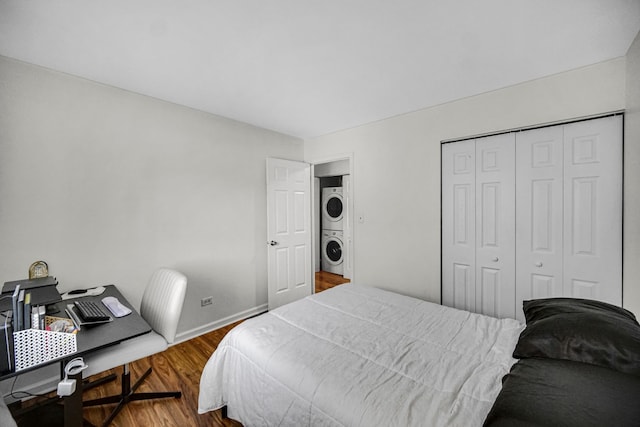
[321,186,346,275]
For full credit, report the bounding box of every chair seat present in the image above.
[83,331,168,378]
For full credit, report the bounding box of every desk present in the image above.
[61,286,151,357]
[1,285,151,427]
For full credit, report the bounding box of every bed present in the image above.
[198,284,523,426]
[198,284,640,426]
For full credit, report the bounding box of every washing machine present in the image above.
[322,187,344,230]
[321,229,344,275]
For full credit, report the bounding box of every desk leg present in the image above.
[64,372,84,427]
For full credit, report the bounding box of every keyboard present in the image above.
[74,300,111,322]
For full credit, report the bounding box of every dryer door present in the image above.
[325,194,343,221]
[324,237,343,265]
[322,188,344,230]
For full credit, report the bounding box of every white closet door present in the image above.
[443,116,622,320]
[515,126,564,321]
[475,133,516,318]
[563,116,622,304]
[442,140,476,312]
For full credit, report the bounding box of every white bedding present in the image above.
[198,284,523,426]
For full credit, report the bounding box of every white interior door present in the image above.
[515,126,564,321]
[562,116,622,304]
[266,158,312,310]
[442,140,476,312]
[475,133,516,319]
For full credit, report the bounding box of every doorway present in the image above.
[311,155,354,293]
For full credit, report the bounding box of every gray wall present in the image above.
[0,56,304,340]
[305,56,634,312]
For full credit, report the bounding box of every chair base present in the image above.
[83,365,181,427]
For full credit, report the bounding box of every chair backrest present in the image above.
[140,268,187,344]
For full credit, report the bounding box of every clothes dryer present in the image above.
[321,229,344,275]
[322,187,344,230]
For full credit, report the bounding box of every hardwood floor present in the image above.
[13,323,242,427]
[315,270,350,293]
[78,322,244,427]
[14,272,348,426]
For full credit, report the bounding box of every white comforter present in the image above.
[198,284,523,426]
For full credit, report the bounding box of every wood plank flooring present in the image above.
[315,270,350,292]
[14,271,349,427]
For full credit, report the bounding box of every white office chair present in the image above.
[82,268,187,427]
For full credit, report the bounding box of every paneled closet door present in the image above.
[442,140,476,312]
[515,126,564,321]
[475,134,516,319]
[443,116,622,320]
[563,116,622,305]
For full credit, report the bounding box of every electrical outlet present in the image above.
[201,296,213,307]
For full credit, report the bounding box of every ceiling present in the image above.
[1,1,639,139]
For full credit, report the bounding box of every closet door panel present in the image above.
[563,116,622,305]
[442,141,476,311]
[475,133,515,318]
[515,126,564,320]
[442,115,622,321]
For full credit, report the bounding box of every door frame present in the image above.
[308,153,355,292]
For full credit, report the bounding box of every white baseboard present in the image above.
[172,303,268,345]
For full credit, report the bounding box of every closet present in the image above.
[442,115,622,321]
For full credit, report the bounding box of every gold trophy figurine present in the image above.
[28,261,49,279]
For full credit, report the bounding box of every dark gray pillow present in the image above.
[484,358,640,427]
[513,298,640,376]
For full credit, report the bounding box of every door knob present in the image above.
[492,257,499,262]
[268,240,279,246]
[535,262,543,267]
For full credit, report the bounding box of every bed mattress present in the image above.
[198,284,523,426]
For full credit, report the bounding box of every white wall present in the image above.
[305,58,628,308]
[0,56,304,339]
[624,30,640,317]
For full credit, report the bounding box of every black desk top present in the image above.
[0,285,151,380]
[64,285,152,354]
